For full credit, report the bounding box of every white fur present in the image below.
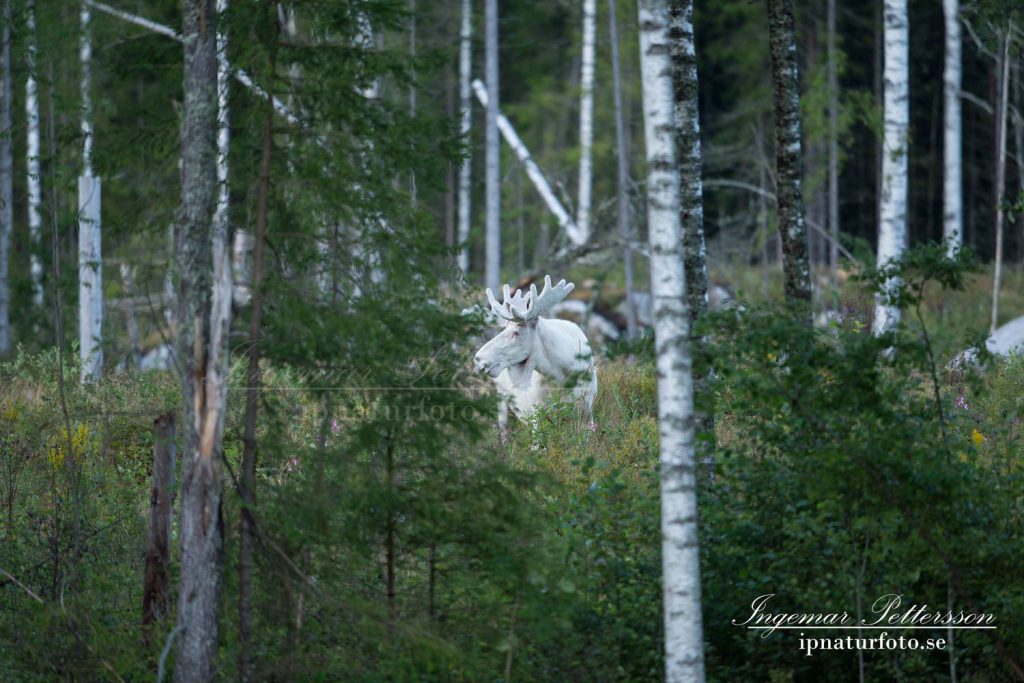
[475,316,598,426]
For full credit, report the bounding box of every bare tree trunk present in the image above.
[408,0,418,205]
[484,0,500,291]
[1016,60,1023,267]
[577,0,596,243]
[173,2,227,680]
[143,413,176,644]
[669,0,713,479]
[608,0,636,338]
[991,26,1010,335]
[0,0,11,354]
[120,265,142,368]
[26,0,44,308]
[765,0,812,314]
[638,2,706,680]
[238,93,273,683]
[79,0,104,379]
[457,0,473,273]
[942,0,963,256]
[827,0,840,281]
[668,1,708,328]
[872,0,909,336]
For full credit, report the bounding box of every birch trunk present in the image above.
[0,0,11,354]
[26,0,43,308]
[765,0,812,313]
[485,0,500,291]
[668,1,707,326]
[827,0,840,279]
[173,2,226,680]
[942,0,962,256]
[669,0,713,479]
[576,0,596,244]
[990,27,1010,335]
[608,0,636,338]
[457,0,473,273]
[638,2,706,680]
[79,1,103,379]
[872,0,909,336]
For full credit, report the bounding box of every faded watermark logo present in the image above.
[733,593,996,656]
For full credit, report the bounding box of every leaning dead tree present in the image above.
[472,80,583,245]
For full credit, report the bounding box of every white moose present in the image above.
[473,276,598,433]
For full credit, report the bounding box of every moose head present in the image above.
[473,276,575,379]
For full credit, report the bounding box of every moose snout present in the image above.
[474,349,502,378]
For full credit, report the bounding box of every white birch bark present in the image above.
[638,1,706,680]
[457,0,473,273]
[942,0,962,256]
[990,27,1010,335]
[79,1,103,379]
[608,0,636,338]
[26,0,43,308]
[872,0,909,337]
[0,0,10,354]
[472,80,581,244]
[211,0,232,426]
[576,0,596,244]
[485,0,500,292]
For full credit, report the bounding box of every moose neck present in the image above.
[530,317,571,381]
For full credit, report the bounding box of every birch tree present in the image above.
[485,0,500,291]
[638,1,706,680]
[608,0,636,337]
[173,0,229,679]
[670,0,714,479]
[26,0,42,308]
[669,0,708,327]
[577,0,596,243]
[0,0,11,354]
[765,0,812,312]
[873,0,909,336]
[458,0,472,273]
[942,0,963,256]
[990,24,1010,334]
[79,1,103,379]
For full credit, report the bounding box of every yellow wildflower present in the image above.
[47,423,93,469]
[970,429,985,447]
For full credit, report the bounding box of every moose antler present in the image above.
[486,284,527,321]
[485,275,574,323]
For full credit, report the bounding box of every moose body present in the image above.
[474,277,598,431]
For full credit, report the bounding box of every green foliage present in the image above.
[701,245,1024,680]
